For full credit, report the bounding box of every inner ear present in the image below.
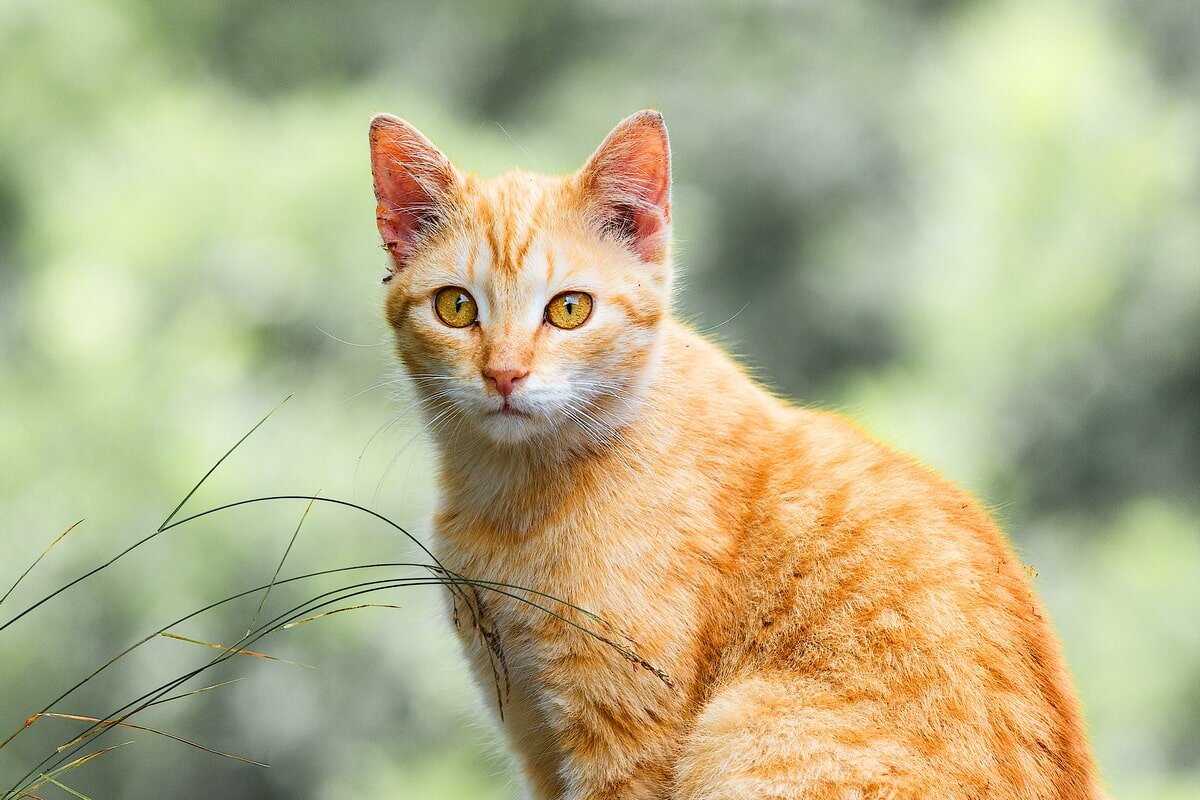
[579,110,672,264]
[605,203,640,241]
[369,114,459,271]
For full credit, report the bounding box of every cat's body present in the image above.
[368,111,1103,799]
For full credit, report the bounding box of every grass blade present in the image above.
[245,495,316,638]
[12,572,643,795]
[157,395,291,531]
[1,563,430,761]
[2,568,437,792]
[0,399,290,635]
[158,633,313,669]
[14,743,132,798]
[145,679,243,709]
[4,490,667,796]
[29,713,267,768]
[0,520,85,609]
[282,603,403,629]
[37,778,90,800]
[9,568,662,792]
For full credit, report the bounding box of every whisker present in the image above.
[344,377,407,405]
[373,404,458,504]
[353,388,456,495]
[696,301,750,334]
[315,324,388,348]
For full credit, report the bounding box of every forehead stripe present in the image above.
[465,236,480,283]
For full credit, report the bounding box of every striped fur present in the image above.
[368,111,1104,800]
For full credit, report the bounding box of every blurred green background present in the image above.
[2,0,1198,797]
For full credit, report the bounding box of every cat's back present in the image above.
[658,323,1072,669]
[698,393,1103,797]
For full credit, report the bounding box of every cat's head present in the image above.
[369,111,673,446]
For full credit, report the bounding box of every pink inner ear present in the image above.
[583,112,673,263]
[369,116,455,269]
[374,195,427,261]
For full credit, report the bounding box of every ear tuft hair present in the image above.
[579,110,672,263]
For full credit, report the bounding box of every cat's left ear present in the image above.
[369,114,460,273]
[579,110,672,264]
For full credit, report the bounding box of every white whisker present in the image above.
[316,324,388,347]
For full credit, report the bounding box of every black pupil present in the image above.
[564,296,576,315]
[455,294,466,314]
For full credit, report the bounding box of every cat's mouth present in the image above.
[493,401,531,419]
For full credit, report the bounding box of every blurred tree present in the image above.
[1,0,1197,798]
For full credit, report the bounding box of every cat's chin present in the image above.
[473,408,547,445]
[470,407,602,450]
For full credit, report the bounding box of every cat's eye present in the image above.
[434,287,478,328]
[545,292,593,330]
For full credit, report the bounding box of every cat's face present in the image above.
[369,112,673,446]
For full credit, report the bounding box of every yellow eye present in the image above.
[545,291,593,330]
[434,287,478,328]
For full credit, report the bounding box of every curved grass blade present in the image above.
[157,495,486,659]
[4,571,455,794]
[0,519,85,609]
[5,560,665,792]
[157,395,291,532]
[0,491,459,637]
[1,564,426,759]
[11,572,638,795]
[0,399,290,635]
[5,498,668,796]
[8,579,448,794]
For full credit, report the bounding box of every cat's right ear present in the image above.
[369,114,459,273]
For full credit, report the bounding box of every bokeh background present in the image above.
[2,0,1198,797]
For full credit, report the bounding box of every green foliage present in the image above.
[1,0,1197,797]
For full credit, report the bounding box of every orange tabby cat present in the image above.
[368,110,1103,800]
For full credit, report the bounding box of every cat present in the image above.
[367,109,1104,800]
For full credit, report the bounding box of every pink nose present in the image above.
[484,367,528,399]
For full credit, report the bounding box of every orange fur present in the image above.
[368,111,1104,800]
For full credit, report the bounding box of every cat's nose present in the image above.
[483,367,529,399]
